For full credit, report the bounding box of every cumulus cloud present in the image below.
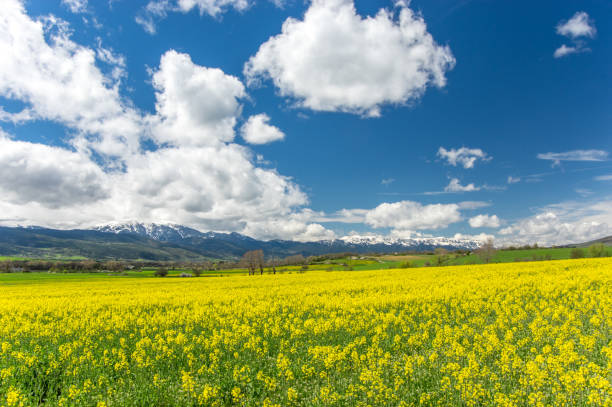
[444,178,480,193]
[244,0,455,117]
[136,0,251,34]
[437,147,490,169]
[0,133,108,208]
[365,201,461,230]
[468,214,500,228]
[498,200,612,246]
[149,50,246,147]
[537,149,608,167]
[554,12,596,58]
[0,1,336,241]
[0,3,142,158]
[242,210,336,242]
[240,113,285,144]
[556,11,596,39]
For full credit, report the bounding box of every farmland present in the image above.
[1,258,611,406]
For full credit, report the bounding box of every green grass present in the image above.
[2,246,610,283]
[0,256,30,261]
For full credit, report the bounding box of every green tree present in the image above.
[570,248,585,259]
[588,243,606,258]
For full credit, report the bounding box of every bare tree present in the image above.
[282,254,305,266]
[476,238,497,263]
[255,250,264,275]
[434,248,448,266]
[242,250,265,275]
[268,256,279,274]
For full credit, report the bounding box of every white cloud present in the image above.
[136,0,251,34]
[507,176,520,184]
[537,149,608,167]
[0,3,142,158]
[365,201,461,230]
[556,11,596,39]
[457,201,491,210]
[595,175,612,181]
[575,189,593,197]
[148,50,246,147]
[312,208,369,224]
[437,147,490,169]
[453,232,494,243]
[242,211,336,242]
[0,1,336,241]
[62,0,88,13]
[553,44,580,58]
[240,113,285,144]
[381,178,395,186]
[468,214,500,228]
[444,178,480,193]
[244,0,454,117]
[0,132,108,208]
[498,200,612,246]
[554,12,596,59]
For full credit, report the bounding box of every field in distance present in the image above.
[1,245,611,280]
[0,258,610,406]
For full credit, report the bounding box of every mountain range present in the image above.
[0,222,485,261]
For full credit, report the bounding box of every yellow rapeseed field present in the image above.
[1,258,611,406]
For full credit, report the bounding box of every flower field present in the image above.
[1,258,611,406]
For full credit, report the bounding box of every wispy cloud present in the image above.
[507,176,520,184]
[437,147,490,169]
[575,188,593,197]
[537,149,608,167]
[595,174,612,181]
[556,11,596,39]
[444,178,479,193]
[554,11,596,58]
[381,178,395,186]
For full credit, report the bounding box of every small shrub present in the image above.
[570,248,585,259]
[398,261,412,268]
[588,244,606,258]
[154,268,168,277]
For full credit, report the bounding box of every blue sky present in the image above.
[0,0,610,245]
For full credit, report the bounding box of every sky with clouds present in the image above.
[0,0,610,246]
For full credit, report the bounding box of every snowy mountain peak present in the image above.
[94,222,482,251]
[335,234,483,250]
[94,222,204,241]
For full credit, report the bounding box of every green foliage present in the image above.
[570,248,585,259]
[588,243,607,258]
[154,268,168,277]
[398,261,413,268]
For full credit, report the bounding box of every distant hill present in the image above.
[0,222,484,261]
[0,226,206,261]
[95,222,483,258]
[574,235,612,248]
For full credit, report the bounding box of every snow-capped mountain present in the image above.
[337,234,483,250]
[93,222,483,257]
[95,222,257,244]
[95,222,205,242]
